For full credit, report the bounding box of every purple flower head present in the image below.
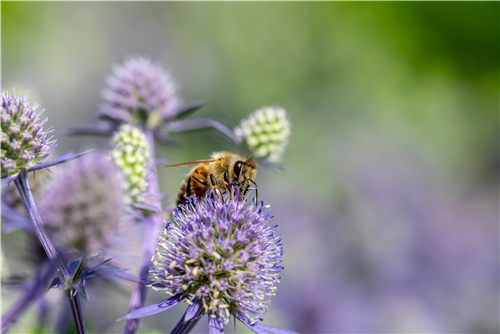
[1,90,56,178]
[39,153,127,255]
[149,187,284,327]
[98,57,181,130]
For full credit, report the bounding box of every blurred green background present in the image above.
[2,2,498,333]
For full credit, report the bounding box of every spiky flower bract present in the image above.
[110,124,151,203]
[98,57,181,130]
[39,153,127,255]
[235,106,291,164]
[149,188,284,327]
[0,90,55,178]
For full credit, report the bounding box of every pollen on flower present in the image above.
[1,90,56,178]
[235,105,291,164]
[149,187,284,325]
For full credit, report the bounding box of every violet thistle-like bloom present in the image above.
[110,124,151,203]
[235,106,291,164]
[120,188,289,334]
[98,57,182,130]
[0,90,55,178]
[39,153,127,255]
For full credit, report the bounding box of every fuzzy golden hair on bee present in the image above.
[165,151,258,206]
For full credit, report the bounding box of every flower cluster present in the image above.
[0,91,55,178]
[39,153,127,254]
[98,57,181,129]
[110,124,151,203]
[235,106,291,164]
[149,189,284,326]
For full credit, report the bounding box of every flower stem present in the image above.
[1,261,53,332]
[170,305,205,334]
[13,170,87,334]
[124,131,164,334]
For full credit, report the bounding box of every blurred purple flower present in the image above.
[98,57,181,130]
[1,90,56,178]
[120,188,292,334]
[39,153,128,255]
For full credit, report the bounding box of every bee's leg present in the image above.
[186,176,193,198]
[210,174,225,203]
[223,170,233,200]
[243,179,258,203]
[187,174,207,200]
[191,175,207,185]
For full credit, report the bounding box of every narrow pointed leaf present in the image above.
[67,122,115,136]
[132,202,163,213]
[169,100,206,121]
[49,277,60,289]
[82,265,124,280]
[76,283,89,301]
[166,118,240,145]
[118,295,183,321]
[67,257,83,273]
[1,174,18,184]
[25,150,96,172]
[95,113,123,125]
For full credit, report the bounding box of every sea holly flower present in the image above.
[0,90,55,178]
[235,106,291,165]
[70,57,239,147]
[110,124,151,203]
[97,57,182,130]
[39,153,127,255]
[0,89,93,334]
[120,188,292,334]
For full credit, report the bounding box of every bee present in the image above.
[166,151,258,206]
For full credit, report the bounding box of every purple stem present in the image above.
[124,131,165,334]
[170,303,205,334]
[13,171,87,334]
[1,261,54,332]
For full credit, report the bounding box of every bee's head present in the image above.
[231,158,257,184]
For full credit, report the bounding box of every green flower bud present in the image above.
[110,124,151,202]
[235,106,291,163]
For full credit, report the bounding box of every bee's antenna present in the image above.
[249,179,258,203]
[165,159,217,168]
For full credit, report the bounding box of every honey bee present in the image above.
[166,151,258,206]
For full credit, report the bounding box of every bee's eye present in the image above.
[233,161,243,178]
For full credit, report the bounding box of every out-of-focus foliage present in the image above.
[2,2,498,333]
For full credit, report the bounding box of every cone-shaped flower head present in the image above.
[235,106,291,164]
[149,188,284,326]
[98,57,181,129]
[39,153,127,254]
[110,124,151,203]
[1,90,55,178]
